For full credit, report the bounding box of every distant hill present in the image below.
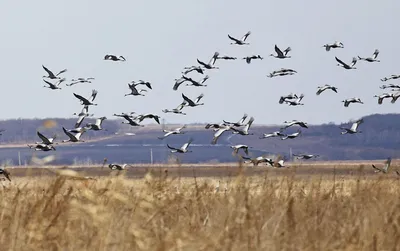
[0,113,399,161]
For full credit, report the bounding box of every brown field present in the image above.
[1,162,400,250]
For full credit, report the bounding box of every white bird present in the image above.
[182,93,204,107]
[211,125,233,145]
[381,75,400,82]
[272,68,297,75]
[42,65,67,79]
[267,72,295,78]
[182,66,204,75]
[43,78,65,90]
[131,80,152,90]
[316,85,338,95]
[231,117,255,136]
[270,45,291,59]
[240,155,270,166]
[227,31,251,45]
[243,55,263,64]
[108,163,129,170]
[74,105,93,128]
[230,144,251,155]
[335,56,357,70]
[223,113,248,127]
[216,55,237,60]
[173,76,190,90]
[73,89,98,106]
[125,83,147,97]
[279,93,299,104]
[167,138,193,153]
[281,120,308,130]
[285,94,304,106]
[158,125,186,140]
[121,116,144,127]
[62,127,86,142]
[323,41,344,51]
[28,143,56,151]
[104,55,126,61]
[293,154,319,160]
[86,117,107,131]
[135,114,161,124]
[197,52,219,69]
[391,91,400,103]
[36,131,57,145]
[373,93,393,105]
[281,130,302,140]
[372,157,392,173]
[358,49,380,62]
[259,131,285,139]
[205,123,228,131]
[340,119,363,135]
[380,83,400,89]
[162,102,187,115]
[183,75,209,87]
[342,98,363,107]
[67,77,95,86]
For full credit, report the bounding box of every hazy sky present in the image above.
[1,1,399,125]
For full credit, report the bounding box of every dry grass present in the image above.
[1,166,400,250]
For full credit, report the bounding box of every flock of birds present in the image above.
[1,31,399,181]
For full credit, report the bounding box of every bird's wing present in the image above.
[37,131,50,144]
[384,157,392,172]
[181,139,193,150]
[284,47,292,56]
[62,127,75,140]
[43,79,55,87]
[212,127,228,144]
[73,93,90,104]
[371,164,383,173]
[75,115,86,128]
[350,119,363,131]
[56,69,67,76]
[42,65,55,77]
[227,34,240,43]
[173,81,183,91]
[197,59,207,67]
[57,78,66,86]
[373,49,379,59]
[162,131,174,138]
[81,105,89,114]
[335,57,348,67]
[274,45,284,57]
[182,93,196,106]
[241,31,251,41]
[90,89,98,101]
[351,57,357,67]
[200,76,209,84]
[167,144,179,151]
[239,114,248,124]
[209,52,219,65]
[195,93,204,103]
[244,117,255,131]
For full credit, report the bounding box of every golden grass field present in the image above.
[1,162,400,250]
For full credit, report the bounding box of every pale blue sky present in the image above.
[0,1,399,125]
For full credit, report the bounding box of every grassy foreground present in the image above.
[0,168,400,250]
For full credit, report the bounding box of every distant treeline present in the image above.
[0,113,400,161]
